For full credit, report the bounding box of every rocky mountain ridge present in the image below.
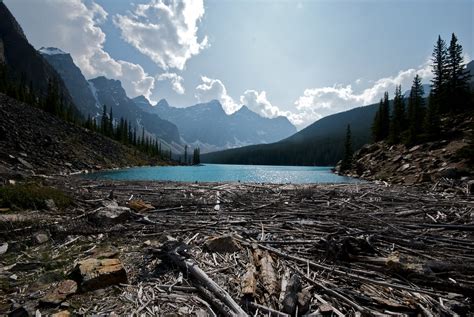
[136,97,297,153]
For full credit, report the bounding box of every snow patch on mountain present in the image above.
[87,81,101,110]
[39,47,67,56]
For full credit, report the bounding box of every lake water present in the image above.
[87,164,359,184]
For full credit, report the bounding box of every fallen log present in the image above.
[158,241,248,317]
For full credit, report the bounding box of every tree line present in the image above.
[0,63,175,161]
[340,33,472,172]
[372,33,472,146]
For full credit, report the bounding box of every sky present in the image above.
[5,0,473,129]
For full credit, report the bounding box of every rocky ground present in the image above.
[339,113,473,190]
[0,93,166,184]
[1,177,473,316]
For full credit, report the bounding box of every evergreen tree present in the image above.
[108,107,114,136]
[406,75,425,145]
[101,105,108,135]
[447,33,471,112]
[424,92,441,140]
[193,148,201,165]
[431,35,449,112]
[372,92,390,142]
[340,124,353,171]
[388,85,406,144]
[184,145,188,164]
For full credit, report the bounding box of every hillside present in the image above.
[0,93,161,183]
[202,101,380,165]
[40,48,183,153]
[340,112,474,186]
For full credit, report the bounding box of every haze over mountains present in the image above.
[203,60,474,166]
[38,45,297,153]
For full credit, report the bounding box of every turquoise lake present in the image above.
[87,164,359,184]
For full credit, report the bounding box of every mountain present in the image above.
[203,60,474,166]
[202,101,380,166]
[0,3,78,114]
[134,97,297,152]
[89,77,182,148]
[0,92,160,178]
[38,46,182,152]
[40,47,100,117]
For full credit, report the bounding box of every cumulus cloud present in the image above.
[240,90,283,118]
[195,61,436,130]
[114,0,208,70]
[195,76,239,114]
[5,0,155,99]
[157,72,185,94]
[292,61,434,128]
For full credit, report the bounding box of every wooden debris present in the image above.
[2,178,474,316]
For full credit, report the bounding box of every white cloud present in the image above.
[240,90,283,118]
[5,0,155,99]
[114,0,208,70]
[195,76,239,114]
[292,60,434,129]
[157,72,185,94]
[196,61,436,130]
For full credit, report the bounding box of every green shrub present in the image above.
[0,183,72,210]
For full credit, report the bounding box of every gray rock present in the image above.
[89,201,130,225]
[34,232,49,244]
[45,199,57,211]
[17,157,33,169]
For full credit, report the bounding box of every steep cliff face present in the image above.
[0,3,78,114]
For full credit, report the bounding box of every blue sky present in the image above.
[5,0,473,129]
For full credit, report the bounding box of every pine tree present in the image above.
[372,92,390,142]
[372,99,383,142]
[406,75,425,145]
[193,148,201,165]
[340,124,353,171]
[101,105,108,135]
[424,92,441,140]
[108,107,114,136]
[389,85,406,144]
[447,33,471,112]
[184,145,188,164]
[431,35,449,112]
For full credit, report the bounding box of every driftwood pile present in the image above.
[1,177,473,316]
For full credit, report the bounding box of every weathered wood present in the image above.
[160,242,248,317]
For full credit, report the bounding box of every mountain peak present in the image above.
[39,47,68,56]
[133,95,149,104]
[156,98,170,108]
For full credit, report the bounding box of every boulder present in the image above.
[128,199,154,213]
[52,311,70,317]
[34,232,49,244]
[40,280,77,305]
[70,258,128,291]
[89,201,130,225]
[204,236,241,253]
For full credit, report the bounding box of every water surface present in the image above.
[87,164,359,184]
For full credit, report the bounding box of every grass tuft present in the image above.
[0,183,72,210]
